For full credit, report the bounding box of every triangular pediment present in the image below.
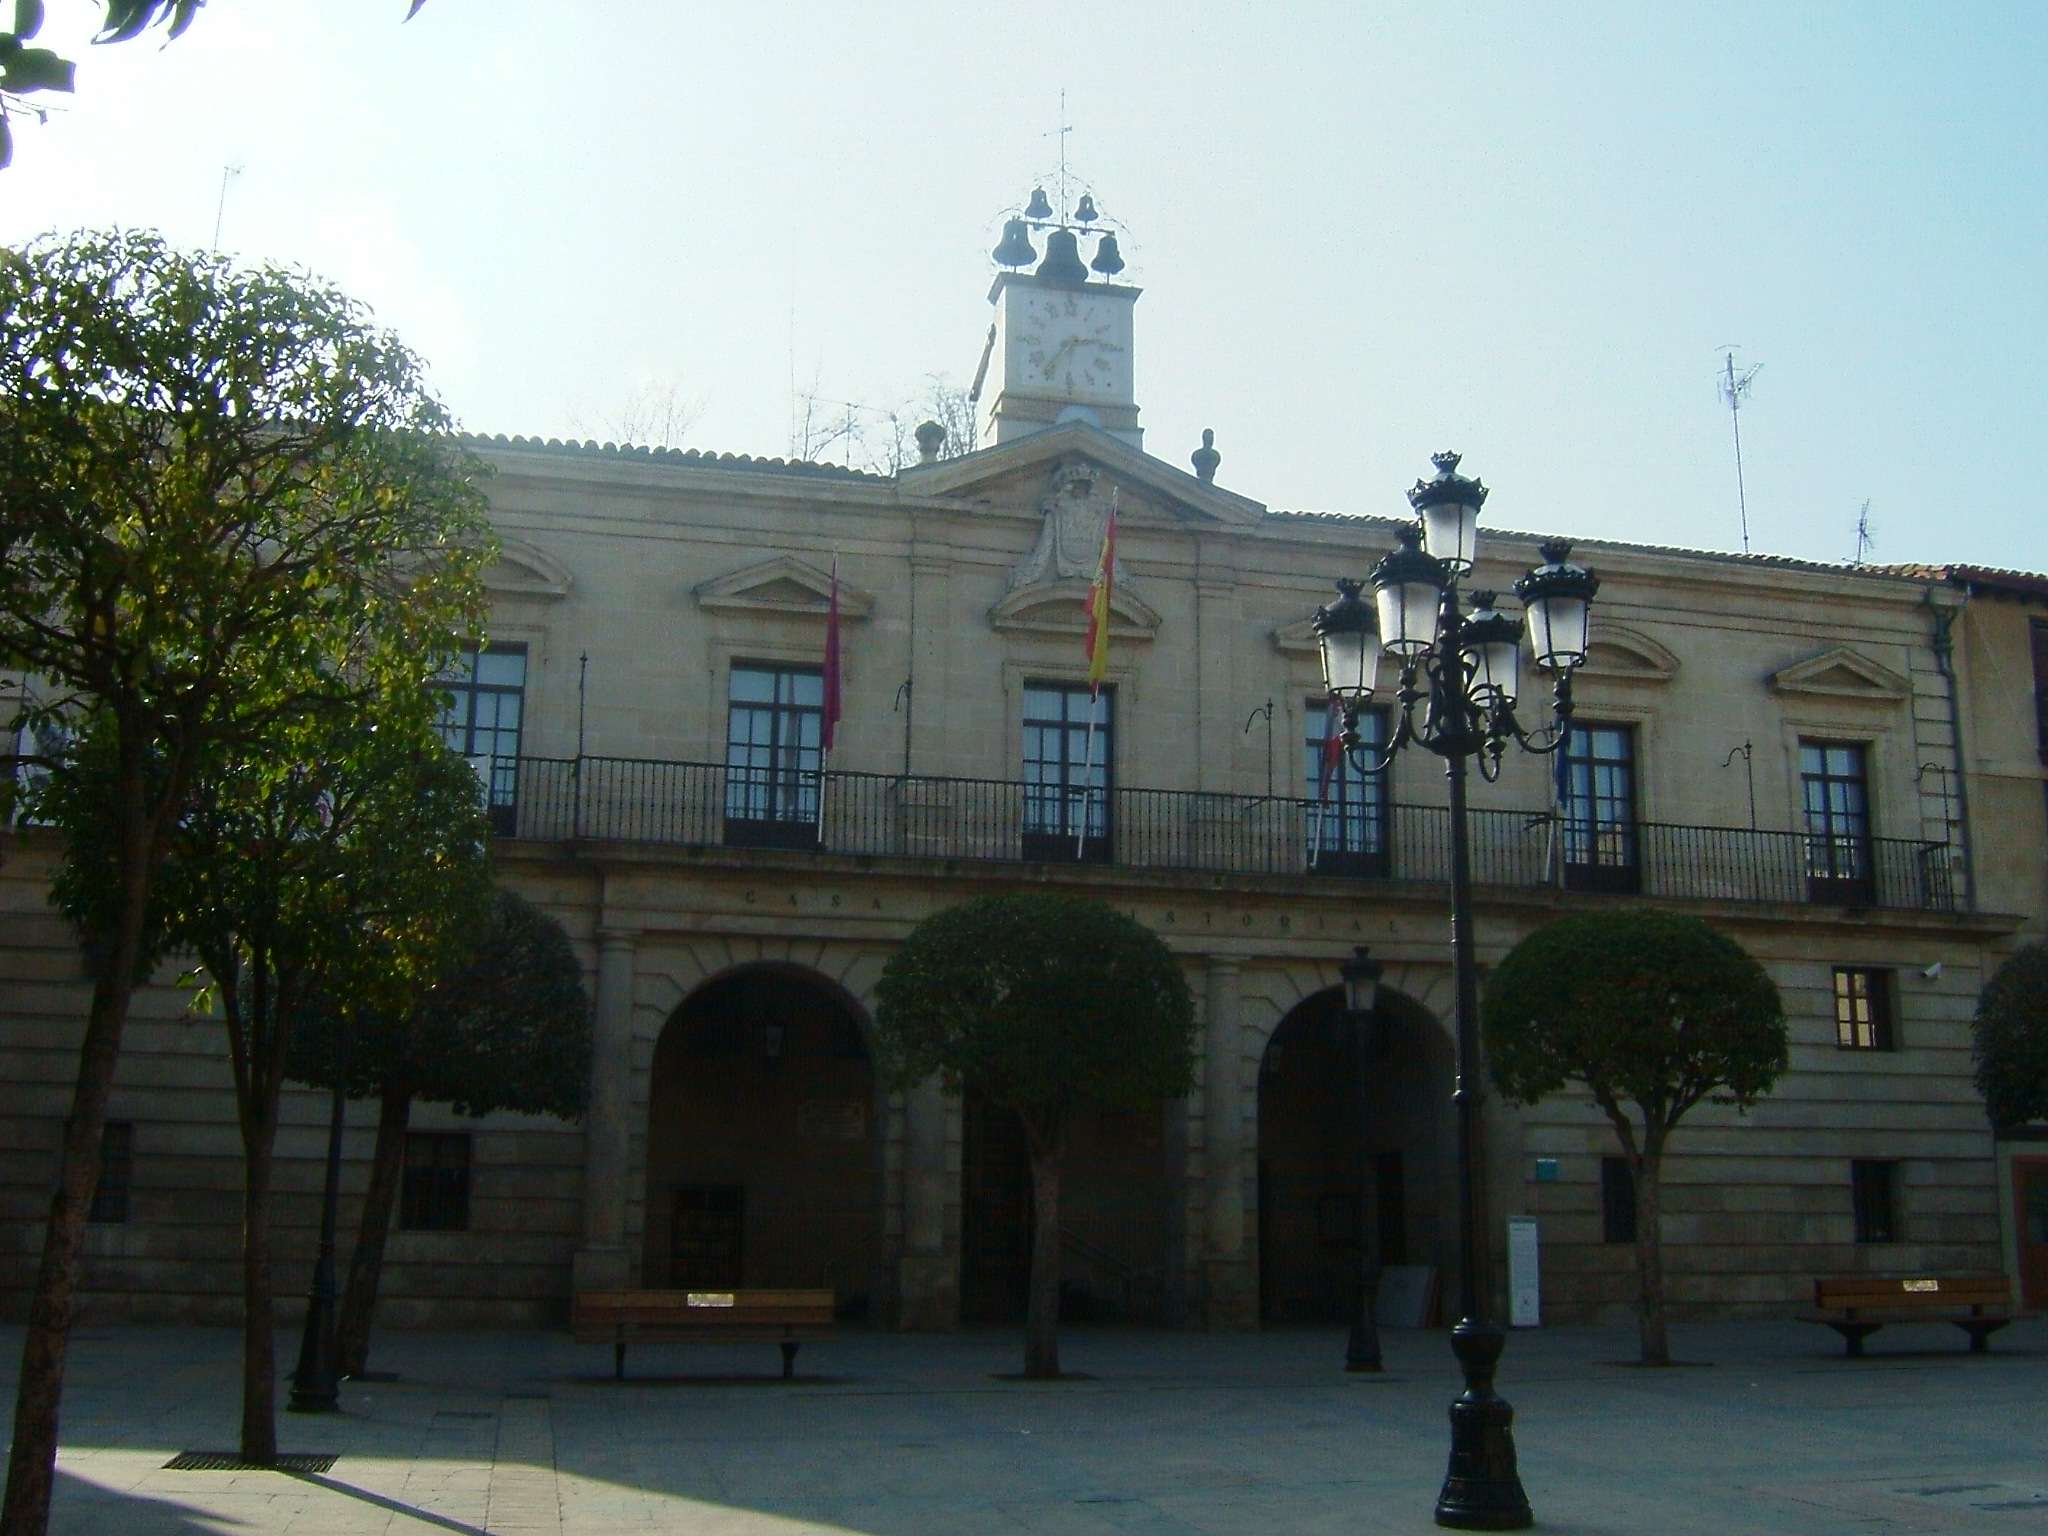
[1770,646,1910,700]
[989,579,1162,642]
[695,555,875,618]
[484,537,574,599]
[1578,625,1680,683]
[900,421,1266,526]
[1272,614,1325,656]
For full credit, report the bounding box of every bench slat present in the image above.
[573,1289,836,1333]
[1812,1276,2008,1309]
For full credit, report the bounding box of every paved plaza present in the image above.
[11,1317,2046,1534]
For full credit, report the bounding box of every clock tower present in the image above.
[980,211,1142,450]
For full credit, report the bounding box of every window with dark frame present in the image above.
[724,664,824,848]
[1563,724,1640,893]
[438,645,527,835]
[1851,1158,1899,1243]
[1021,683,1113,863]
[88,1121,133,1225]
[1601,1156,1637,1245]
[400,1132,472,1232]
[1305,701,1390,877]
[1833,967,1895,1051]
[1802,741,1873,903]
[2031,619,2048,765]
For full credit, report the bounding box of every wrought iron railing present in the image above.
[500,755,1956,913]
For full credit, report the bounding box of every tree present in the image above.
[1974,943,2048,1129]
[1,2,426,170]
[0,229,489,1533]
[873,895,1195,1378]
[1481,910,1787,1366]
[144,703,490,1463]
[287,888,590,1378]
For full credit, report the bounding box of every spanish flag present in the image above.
[1084,495,1117,697]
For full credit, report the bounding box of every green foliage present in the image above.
[1482,909,1788,1139]
[0,228,493,726]
[1,3,427,169]
[872,894,1196,1135]
[154,701,492,1027]
[1974,943,2048,1128]
[288,887,592,1122]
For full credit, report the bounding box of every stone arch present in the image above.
[1254,982,1454,1325]
[640,961,883,1321]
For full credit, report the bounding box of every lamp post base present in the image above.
[1434,1319,1531,1530]
[286,1286,340,1414]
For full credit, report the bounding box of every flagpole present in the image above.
[1076,702,1097,860]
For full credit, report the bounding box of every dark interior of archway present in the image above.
[1257,989,1451,1325]
[642,968,875,1321]
[959,1090,1172,1326]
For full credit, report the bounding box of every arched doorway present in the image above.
[642,966,879,1320]
[1256,986,1453,1324]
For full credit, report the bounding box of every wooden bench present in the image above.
[572,1289,835,1380]
[1802,1276,2018,1357]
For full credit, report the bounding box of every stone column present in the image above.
[573,927,639,1292]
[896,1077,957,1330]
[1203,959,1257,1328]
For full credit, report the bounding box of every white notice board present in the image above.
[1507,1217,1540,1328]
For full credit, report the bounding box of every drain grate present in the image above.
[164,1451,337,1474]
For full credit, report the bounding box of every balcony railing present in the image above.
[498,755,1957,913]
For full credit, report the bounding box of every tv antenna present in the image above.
[1852,499,1874,565]
[1717,348,1761,554]
[211,163,243,254]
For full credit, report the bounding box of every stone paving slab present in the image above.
[9,1319,2045,1533]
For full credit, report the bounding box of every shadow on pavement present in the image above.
[289,1472,490,1536]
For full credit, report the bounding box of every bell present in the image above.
[1073,193,1099,223]
[1089,232,1125,277]
[992,217,1036,269]
[1024,187,1054,221]
[1036,227,1090,286]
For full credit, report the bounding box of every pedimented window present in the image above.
[1770,647,1910,701]
[989,580,1161,643]
[695,555,875,619]
[484,536,574,599]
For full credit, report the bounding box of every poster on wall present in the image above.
[1508,1217,1541,1328]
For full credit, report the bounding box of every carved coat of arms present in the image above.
[1005,458,1135,594]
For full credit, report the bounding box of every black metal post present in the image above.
[1345,997,1383,1372]
[288,1078,346,1413]
[1434,747,1530,1529]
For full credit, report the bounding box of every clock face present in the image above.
[1015,291,1128,399]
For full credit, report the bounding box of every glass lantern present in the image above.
[1369,525,1448,658]
[1460,594,1524,708]
[1408,451,1487,575]
[1314,578,1378,706]
[1514,539,1600,670]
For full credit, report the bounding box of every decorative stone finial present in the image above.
[915,420,947,464]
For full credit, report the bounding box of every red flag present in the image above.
[822,559,842,753]
[1318,697,1344,799]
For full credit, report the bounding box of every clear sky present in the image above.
[4,2,2043,570]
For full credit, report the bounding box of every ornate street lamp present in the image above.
[1312,452,1598,1531]
[1338,944,1385,1375]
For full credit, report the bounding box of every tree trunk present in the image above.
[239,1127,279,1463]
[1633,1143,1668,1366]
[336,1085,411,1379]
[1023,1139,1062,1380]
[0,972,137,1536]
[2,736,163,1536]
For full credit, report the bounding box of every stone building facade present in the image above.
[6,251,2048,1333]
